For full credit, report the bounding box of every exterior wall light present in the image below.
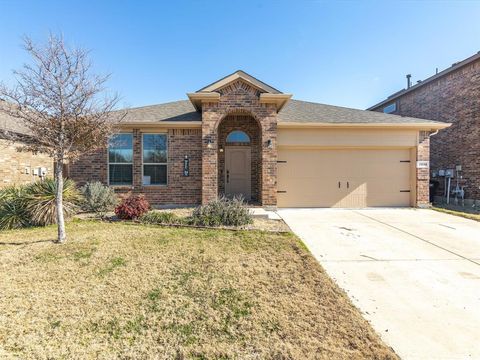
[267,139,273,149]
[206,138,214,149]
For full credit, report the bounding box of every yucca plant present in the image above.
[0,185,31,230]
[25,178,80,226]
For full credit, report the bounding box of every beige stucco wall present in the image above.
[277,128,423,207]
[277,128,418,148]
[0,138,53,188]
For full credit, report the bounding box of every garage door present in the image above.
[277,148,412,208]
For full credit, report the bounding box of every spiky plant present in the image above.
[0,185,31,230]
[25,178,80,226]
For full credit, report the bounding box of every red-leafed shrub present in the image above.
[114,195,150,220]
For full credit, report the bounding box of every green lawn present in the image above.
[0,221,396,359]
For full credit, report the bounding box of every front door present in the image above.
[225,147,251,200]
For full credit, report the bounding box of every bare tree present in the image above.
[0,34,123,243]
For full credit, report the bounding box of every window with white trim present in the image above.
[142,133,167,185]
[108,133,133,185]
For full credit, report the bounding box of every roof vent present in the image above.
[406,74,412,89]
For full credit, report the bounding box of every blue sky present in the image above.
[1,0,479,110]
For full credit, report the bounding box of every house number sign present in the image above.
[416,160,429,169]
[183,155,190,176]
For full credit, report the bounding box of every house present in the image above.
[67,71,449,208]
[368,52,480,207]
[0,103,53,187]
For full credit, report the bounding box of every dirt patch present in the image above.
[0,221,397,359]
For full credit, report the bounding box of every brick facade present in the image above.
[217,115,261,202]
[371,58,480,202]
[416,131,430,207]
[0,137,53,188]
[69,128,202,206]
[65,74,435,208]
[201,79,278,206]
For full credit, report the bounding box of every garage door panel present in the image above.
[277,149,411,208]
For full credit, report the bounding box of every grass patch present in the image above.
[0,221,397,359]
[97,256,127,277]
[34,251,62,263]
[432,206,480,222]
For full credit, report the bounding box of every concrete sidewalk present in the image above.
[278,208,480,360]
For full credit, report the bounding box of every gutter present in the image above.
[277,122,451,131]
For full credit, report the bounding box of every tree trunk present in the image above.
[55,159,66,243]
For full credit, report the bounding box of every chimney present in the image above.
[406,74,412,89]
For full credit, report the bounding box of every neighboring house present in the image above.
[368,52,480,207]
[68,70,448,208]
[0,103,53,187]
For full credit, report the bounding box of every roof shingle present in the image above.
[119,98,443,125]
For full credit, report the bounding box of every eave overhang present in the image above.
[117,121,202,129]
[259,93,292,112]
[278,122,451,131]
[187,92,220,111]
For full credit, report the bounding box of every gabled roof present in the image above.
[187,70,291,112]
[280,100,446,128]
[119,100,201,123]
[120,98,448,130]
[368,51,480,110]
[197,70,282,94]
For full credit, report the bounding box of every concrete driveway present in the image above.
[278,208,480,360]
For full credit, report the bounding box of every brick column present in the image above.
[133,129,142,189]
[261,114,277,207]
[201,105,219,204]
[416,131,430,207]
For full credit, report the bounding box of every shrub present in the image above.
[114,195,150,220]
[80,181,118,216]
[190,196,252,227]
[0,178,80,230]
[0,186,30,230]
[25,178,80,226]
[139,210,183,225]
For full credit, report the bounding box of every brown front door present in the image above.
[225,146,251,200]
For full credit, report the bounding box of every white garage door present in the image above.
[277,148,412,208]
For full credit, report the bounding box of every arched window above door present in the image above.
[226,130,250,143]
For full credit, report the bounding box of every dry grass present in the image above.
[0,221,396,359]
[432,206,480,222]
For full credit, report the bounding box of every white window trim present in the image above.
[108,133,134,187]
[141,133,168,186]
